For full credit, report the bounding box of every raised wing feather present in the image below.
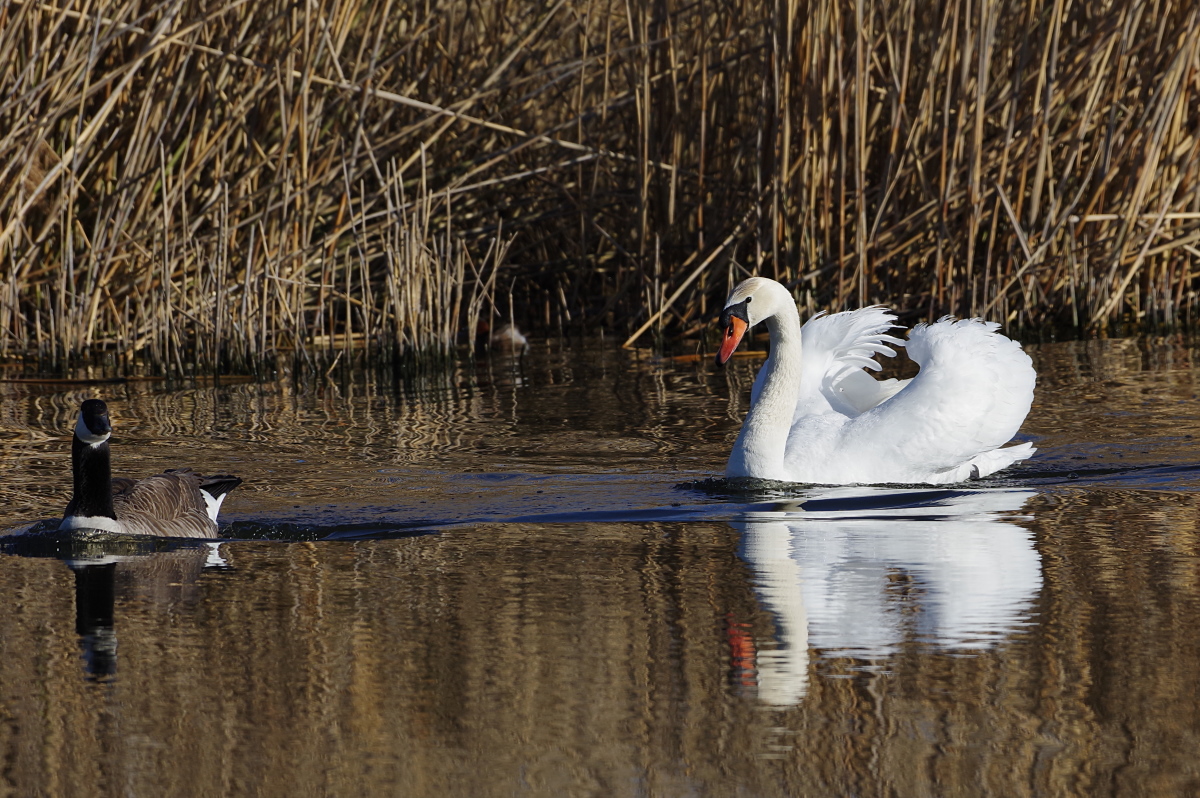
[792,307,907,419]
[831,369,912,415]
[839,317,1036,481]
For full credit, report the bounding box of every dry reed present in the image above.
[1,0,1198,371]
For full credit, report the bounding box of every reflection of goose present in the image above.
[715,277,1036,484]
[58,400,242,538]
[1,532,231,677]
[74,563,118,676]
[735,489,1042,706]
[67,545,226,676]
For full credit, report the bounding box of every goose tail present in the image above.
[166,470,243,522]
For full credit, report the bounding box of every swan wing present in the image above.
[840,317,1036,481]
[830,369,912,415]
[793,307,907,418]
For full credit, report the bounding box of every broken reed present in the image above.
[2,0,1199,371]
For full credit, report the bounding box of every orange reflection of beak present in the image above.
[716,316,748,365]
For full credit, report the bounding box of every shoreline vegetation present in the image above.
[2,0,1199,374]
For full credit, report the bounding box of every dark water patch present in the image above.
[223,519,438,542]
[785,487,968,510]
[1018,450,1200,489]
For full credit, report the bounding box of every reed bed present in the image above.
[1,0,1198,371]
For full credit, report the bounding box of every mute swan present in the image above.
[59,399,243,538]
[716,277,1036,484]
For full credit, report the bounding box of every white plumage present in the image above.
[716,277,1036,485]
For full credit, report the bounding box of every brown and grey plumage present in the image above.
[59,399,243,539]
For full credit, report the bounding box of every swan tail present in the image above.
[923,443,1036,484]
[971,442,1037,478]
[931,439,1036,482]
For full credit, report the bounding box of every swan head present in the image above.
[716,277,792,365]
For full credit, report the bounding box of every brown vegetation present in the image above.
[1,0,1199,371]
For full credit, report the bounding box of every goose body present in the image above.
[716,277,1036,485]
[59,399,242,538]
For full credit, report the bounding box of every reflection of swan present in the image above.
[740,520,809,706]
[58,399,242,538]
[734,489,1042,706]
[715,277,1036,484]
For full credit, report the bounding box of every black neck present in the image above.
[71,436,116,520]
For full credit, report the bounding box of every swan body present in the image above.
[59,399,242,538]
[716,277,1036,485]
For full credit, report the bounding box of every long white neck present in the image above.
[726,300,803,480]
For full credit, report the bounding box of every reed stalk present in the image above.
[1,0,1198,371]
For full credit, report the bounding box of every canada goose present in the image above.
[59,399,242,538]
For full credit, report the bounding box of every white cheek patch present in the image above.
[75,413,111,446]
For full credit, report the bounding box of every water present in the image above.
[2,337,1200,796]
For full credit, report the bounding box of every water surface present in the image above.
[2,337,1200,796]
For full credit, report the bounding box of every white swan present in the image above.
[716,277,1036,484]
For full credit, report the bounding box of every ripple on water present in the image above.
[3,338,1200,795]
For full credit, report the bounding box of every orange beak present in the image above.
[716,316,748,365]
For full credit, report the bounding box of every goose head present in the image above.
[716,277,796,365]
[76,399,113,446]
